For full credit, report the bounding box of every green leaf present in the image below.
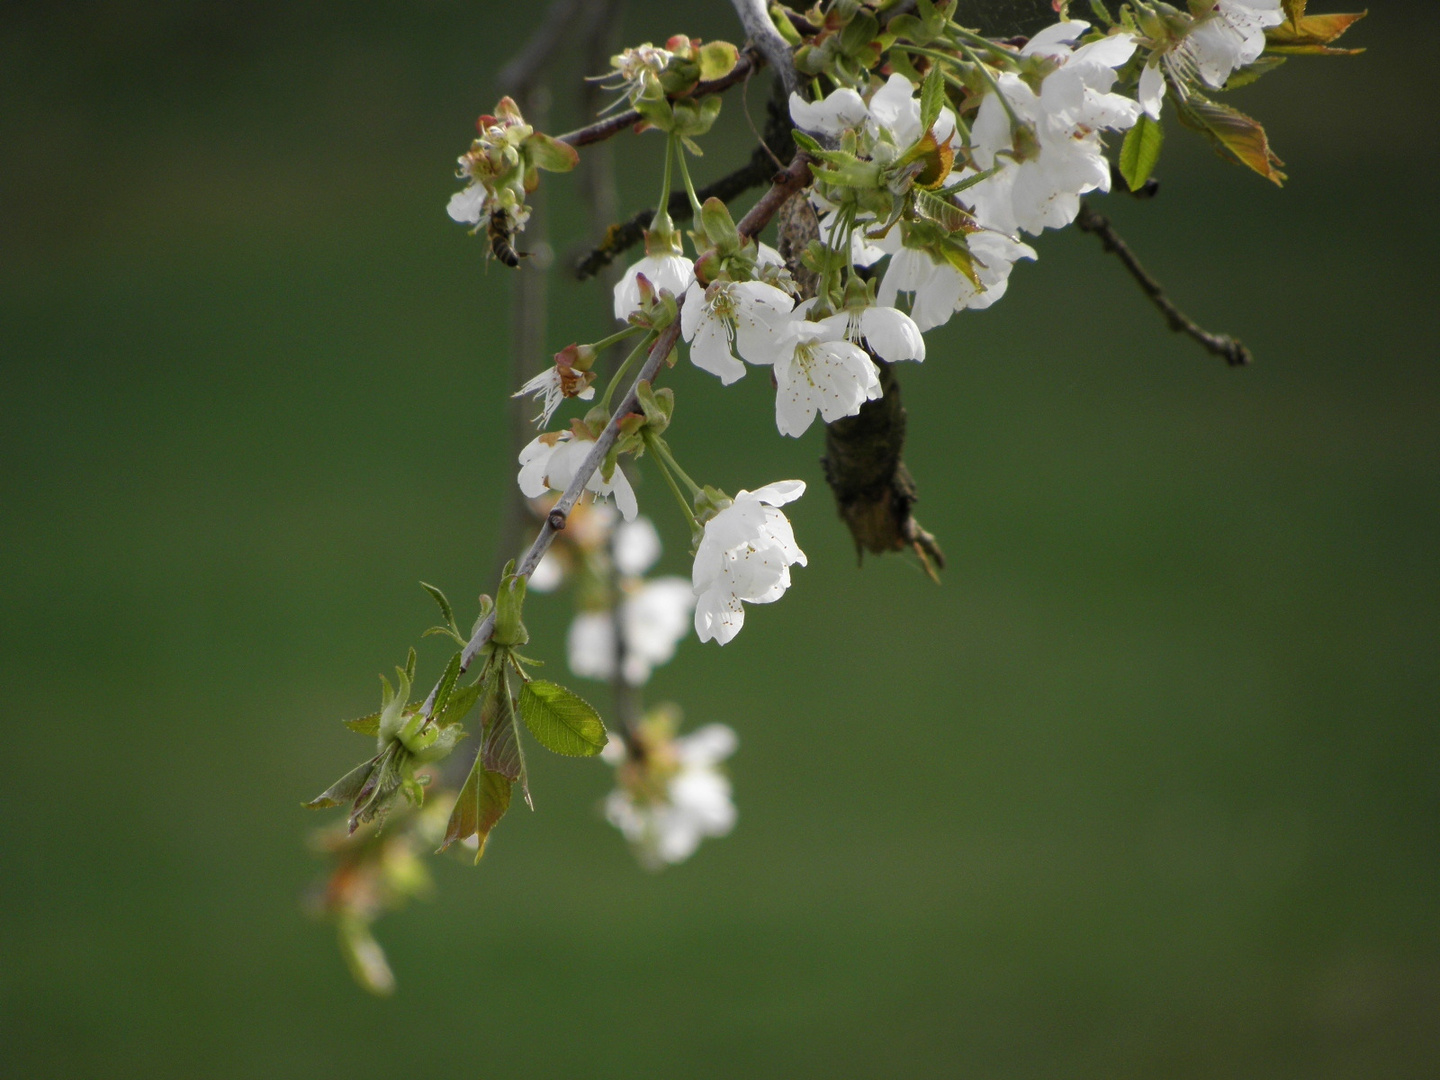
[438,679,483,728]
[519,680,608,757]
[343,710,381,737]
[919,63,945,136]
[1174,93,1285,186]
[440,754,512,861]
[483,672,530,806]
[404,647,416,683]
[1118,111,1163,192]
[419,581,457,635]
[304,757,378,809]
[431,650,463,721]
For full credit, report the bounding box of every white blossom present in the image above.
[680,279,795,384]
[692,481,807,645]
[966,24,1141,237]
[446,184,488,225]
[867,72,958,149]
[843,303,926,363]
[1138,61,1166,120]
[604,723,738,867]
[748,303,882,438]
[878,230,1037,331]
[613,516,662,577]
[613,252,695,321]
[567,577,695,685]
[788,87,870,137]
[527,551,565,593]
[1181,0,1285,89]
[512,363,594,428]
[518,430,638,520]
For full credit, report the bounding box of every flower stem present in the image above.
[672,137,706,221]
[643,430,703,498]
[590,325,644,354]
[644,432,700,532]
[597,331,658,414]
[652,133,677,237]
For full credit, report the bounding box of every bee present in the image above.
[487,210,521,268]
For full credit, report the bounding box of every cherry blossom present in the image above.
[878,230,1037,331]
[749,303,882,438]
[567,577,695,685]
[602,722,738,867]
[518,430,638,520]
[680,278,795,384]
[692,481,807,644]
[613,250,695,321]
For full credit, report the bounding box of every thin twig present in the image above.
[1075,201,1252,368]
[556,50,763,147]
[730,0,799,98]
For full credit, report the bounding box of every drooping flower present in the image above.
[788,86,870,137]
[841,302,926,363]
[567,577,695,685]
[614,248,695,321]
[749,303,882,438]
[692,481,807,645]
[518,429,638,520]
[878,230,1037,331]
[512,343,596,427]
[679,279,795,384]
[602,716,738,868]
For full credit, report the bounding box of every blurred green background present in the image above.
[2,3,1435,1077]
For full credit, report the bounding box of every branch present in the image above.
[730,0,799,98]
[574,87,794,279]
[555,50,763,148]
[1075,201,1253,368]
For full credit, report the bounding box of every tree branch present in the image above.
[555,50,763,148]
[729,0,799,98]
[1075,201,1253,368]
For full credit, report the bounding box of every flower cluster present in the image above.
[602,707,738,869]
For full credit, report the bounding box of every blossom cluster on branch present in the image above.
[305,0,1364,993]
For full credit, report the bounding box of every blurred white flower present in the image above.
[613,516,662,577]
[567,577,695,685]
[605,722,738,867]
[692,481,807,645]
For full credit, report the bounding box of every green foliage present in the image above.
[520,680,608,757]
[1174,93,1286,186]
[1118,111,1163,192]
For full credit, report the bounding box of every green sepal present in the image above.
[635,381,674,433]
[697,40,740,81]
[1118,111,1163,192]
[633,92,675,132]
[700,197,740,254]
[770,3,803,45]
[519,680,608,757]
[839,12,879,57]
[671,95,723,139]
[492,564,529,647]
[524,132,579,173]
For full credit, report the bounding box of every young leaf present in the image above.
[343,710,381,737]
[519,680,608,757]
[1118,112,1164,192]
[441,753,513,861]
[431,650,463,722]
[304,757,378,809]
[482,671,530,806]
[1174,94,1286,186]
[419,581,458,636]
[919,63,945,136]
[438,679,483,728]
